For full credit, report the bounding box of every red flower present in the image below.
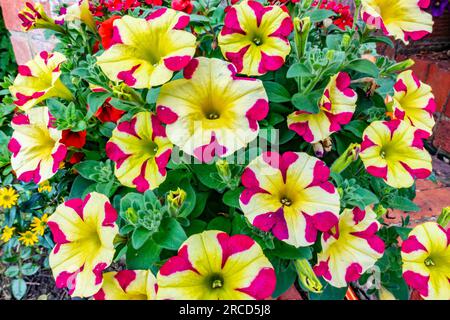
[171,0,193,14]
[145,0,163,5]
[69,152,85,164]
[313,0,353,30]
[61,130,87,149]
[94,98,125,123]
[99,15,121,50]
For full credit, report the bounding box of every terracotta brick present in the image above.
[433,118,450,154]
[9,31,32,65]
[410,57,432,83]
[0,0,51,32]
[386,186,450,226]
[426,64,450,115]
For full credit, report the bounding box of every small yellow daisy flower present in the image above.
[38,181,52,193]
[19,230,39,246]
[1,226,15,243]
[0,187,19,209]
[30,214,49,236]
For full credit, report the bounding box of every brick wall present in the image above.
[0,0,70,64]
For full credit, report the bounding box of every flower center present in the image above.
[252,37,263,46]
[144,141,158,157]
[208,274,224,289]
[280,197,292,207]
[206,112,221,120]
[3,196,10,202]
[424,257,435,267]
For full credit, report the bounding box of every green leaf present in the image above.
[306,9,336,23]
[223,187,243,209]
[87,91,111,118]
[5,265,19,277]
[263,81,291,103]
[126,238,161,269]
[291,93,319,113]
[185,219,207,236]
[269,240,312,260]
[309,279,347,300]
[271,261,297,298]
[364,36,394,48]
[388,196,420,212]
[190,192,209,218]
[69,175,94,199]
[346,59,379,78]
[286,63,313,78]
[153,218,187,251]
[73,160,100,180]
[131,227,152,250]
[11,279,27,300]
[146,87,160,104]
[207,216,232,234]
[21,263,39,276]
[344,120,367,138]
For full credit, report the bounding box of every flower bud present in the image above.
[293,17,311,59]
[384,59,415,74]
[379,286,396,300]
[374,204,388,217]
[322,137,333,153]
[167,188,187,216]
[323,18,333,28]
[60,0,96,32]
[330,143,360,174]
[293,259,323,293]
[341,34,351,49]
[18,2,65,33]
[125,207,139,225]
[437,207,450,227]
[313,142,324,158]
[216,159,231,182]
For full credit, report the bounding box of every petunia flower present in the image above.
[18,2,65,33]
[218,1,292,76]
[93,270,157,300]
[156,57,269,162]
[97,9,196,89]
[171,0,193,14]
[391,70,436,135]
[59,0,96,32]
[359,119,432,188]
[98,15,121,50]
[361,0,433,44]
[156,230,276,300]
[9,51,73,112]
[106,112,173,192]
[61,130,87,149]
[314,207,385,288]
[287,72,357,144]
[8,107,67,184]
[48,192,119,298]
[239,152,340,248]
[401,222,450,300]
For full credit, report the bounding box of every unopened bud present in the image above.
[125,207,139,225]
[323,18,333,28]
[379,286,396,300]
[341,34,351,49]
[216,159,231,182]
[322,137,333,153]
[384,59,415,74]
[437,207,450,227]
[294,17,311,59]
[330,143,360,174]
[293,259,323,293]
[374,204,388,217]
[167,188,187,216]
[313,142,324,158]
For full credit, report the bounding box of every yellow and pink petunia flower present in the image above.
[359,119,432,188]
[59,0,96,31]
[8,107,67,184]
[314,207,385,288]
[391,70,436,135]
[18,2,63,32]
[9,51,73,112]
[106,112,173,192]
[93,270,157,300]
[96,9,196,89]
[239,152,340,248]
[401,222,450,300]
[287,72,357,144]
[218,1,292,76]
[156,230,276,300]
[361,0,433,44]
[156,57,269,162]
[48,192,119,298]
